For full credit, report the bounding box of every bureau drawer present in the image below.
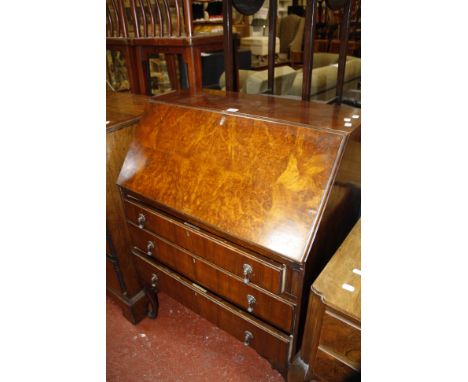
[128,223,294,333]
[319,311,361,365]
[133,252,292,374]
[124,199,285,295]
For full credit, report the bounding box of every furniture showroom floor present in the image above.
[107,294,284,381]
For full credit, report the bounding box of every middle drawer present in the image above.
[128,223,294,333]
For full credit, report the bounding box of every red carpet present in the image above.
[107,293,285,381]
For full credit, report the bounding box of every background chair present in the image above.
[106,0,226,95]
[106,0,140,93]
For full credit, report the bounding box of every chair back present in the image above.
[106,0,130,38]
[128,0,189,38]
[106,0,192,39]
[302,0,353,103]
[223,0,354,103]
[223,0,278,94]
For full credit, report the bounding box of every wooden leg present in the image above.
[267,0,278,94]
[123,45,140,94]
[135,47,151,95]
[165,54,181,91]
[335,0,352,104]
[287,352,310,382]
[222,0,235,92]
[288,291,330,381]
[107,289,149,325]
[302,0,318,101]
[144,273,159,319]
[182,47,203,94]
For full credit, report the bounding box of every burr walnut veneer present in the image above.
[117,90,361,374]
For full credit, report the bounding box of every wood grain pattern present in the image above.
[313,347,358,381]
[116,91,361,374]
[107,120,141,297]
[106,91,148,132]
[117,96,352,262]
[154,90,361,134]
[320,311,360,364]
[128,223,295,333]
[313,219,361,321]
[133,252,292,374]
[123,198,286,295]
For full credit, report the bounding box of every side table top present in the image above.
[313,219,361,321]
[106,91,149,133]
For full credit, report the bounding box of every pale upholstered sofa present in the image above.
[219,65,297,95]
[285,53,361,97]
[219,53,361,99]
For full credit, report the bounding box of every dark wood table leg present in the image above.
[123,44,140,94]
[165,54,181,90]
[182,46,203,94]
[135,46,151,95]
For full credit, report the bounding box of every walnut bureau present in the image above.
[117,90,361,375]
[288,220,361,381]
[106,91,150,323]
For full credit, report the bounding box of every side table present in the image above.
[288,220,361,381]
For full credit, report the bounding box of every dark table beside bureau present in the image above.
[106,91,150,323]
[288,219,361,381]
[116,90,361,375]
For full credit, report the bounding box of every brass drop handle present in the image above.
[137,213,146,229]
[151,273,159,288]
[147,241,155,256]
[246,294,256,313]
[243,263,253,284]
[243,331,253,346]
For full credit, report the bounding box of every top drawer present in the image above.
[123,199,286,295]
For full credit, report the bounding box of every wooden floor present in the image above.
[107,293,285,381]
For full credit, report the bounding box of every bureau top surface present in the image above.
[313,219,361,321]
[118,91,356,263]
[153,90,361,133]
[106,91,149,133]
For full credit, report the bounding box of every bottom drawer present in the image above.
[133,251,292,374]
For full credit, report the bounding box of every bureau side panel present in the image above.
[106,125,142,297]
[298,127,361,349]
